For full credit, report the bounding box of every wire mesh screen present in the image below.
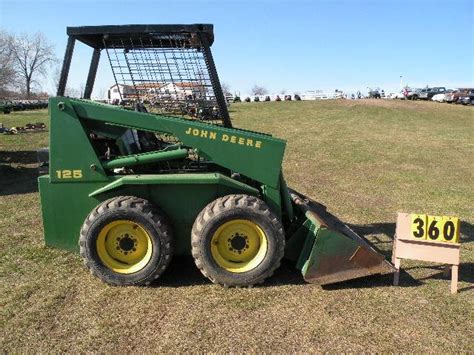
[103,33,227,125]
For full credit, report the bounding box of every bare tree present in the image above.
[221,82,231,96]
[79,83,86,98]
[96,87,106,100]
[0,30,16,94]
[250,85,268,96]
[9,32,56,98]
[52,63,61,93]
[65,87,81,98]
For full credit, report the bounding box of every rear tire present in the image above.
[191,194,285,287]
[79,196,173,286]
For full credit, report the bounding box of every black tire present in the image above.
[191,194,285,287]
[79,196,173,286]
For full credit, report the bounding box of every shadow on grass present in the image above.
[402,263,474,293]
[156,257,307,288]
[157,220,473,290]
[0,151,39,196]
[156,256,398,289]
[0,150,38,165]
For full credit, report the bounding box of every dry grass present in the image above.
[1,101,473,352]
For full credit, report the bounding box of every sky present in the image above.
[0,0,473,98]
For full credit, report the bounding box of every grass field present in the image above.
[1,100,473,352]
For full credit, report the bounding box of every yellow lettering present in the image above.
[192,129,200,136]
[230,136,237,144]
[56,169,83,179]
[185,127,192,135]
[73,170,83,178]
[209,132,217,140]
[222,134,229,142]
[255,141,262,148]
[246,139,254,146]
[200,130,208,138]
[238,137,245,145]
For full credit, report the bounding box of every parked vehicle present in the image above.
[458,89,474,105]
[368,88,381,99]
[417,87,446,100]
[445,88,474,103]
[403,87,419,100]
[294,94,301,101]
[432,93,446,102]
[432,89,454,103]
[264,96,271,101]
[394,92,406,99]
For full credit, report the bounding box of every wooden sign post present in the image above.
[393,213,461,294]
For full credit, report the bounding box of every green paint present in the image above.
[101,148,188,169]
[40,173,259,254]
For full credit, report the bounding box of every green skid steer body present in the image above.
[39,24,394,287]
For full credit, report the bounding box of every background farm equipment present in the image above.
[1,121,46,134]
[39,24,394,287]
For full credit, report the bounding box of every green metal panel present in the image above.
[48,98,108,183]
[39,175,109,251]
[60,97,286,189]
[89,173,259,197]
[39,173,259,254]
[261,184,282,219]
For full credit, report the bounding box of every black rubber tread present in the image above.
[191,194,285,287]
[79,196,173,286]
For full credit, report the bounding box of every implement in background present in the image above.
[58,24,231,127]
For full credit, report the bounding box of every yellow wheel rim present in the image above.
[96,220,153,274]
[210,219,267,273]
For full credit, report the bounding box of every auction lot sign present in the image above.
[410,214,460,243]
[393,213,461,294]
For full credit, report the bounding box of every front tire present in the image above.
[191,194,285,287]
[79,196,173,286]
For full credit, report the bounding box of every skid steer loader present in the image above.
[39,24,394,286]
